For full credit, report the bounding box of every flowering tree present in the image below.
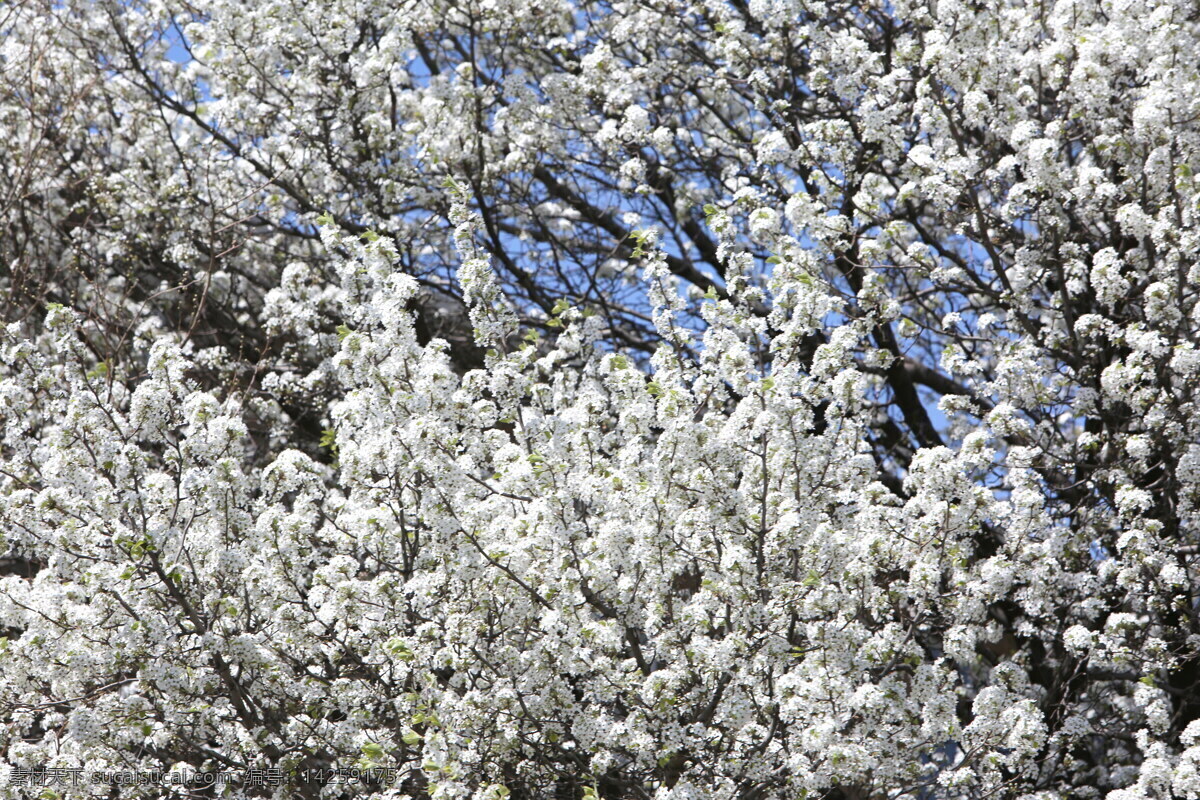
[3,0,1200,798]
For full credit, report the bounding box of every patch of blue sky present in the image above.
[164,18,192,64]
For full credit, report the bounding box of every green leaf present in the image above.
[551,298,571,315]
[362,742,385,760]
[766,255,782,265]
[629,228,650,259]
[703,285,718,300]
[386,639,415,661]
[315,211,335,226]
[336,324,354,341]
[402,729,422,746]
[361,230,380,243]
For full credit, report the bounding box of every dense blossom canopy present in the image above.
[3,0,1200,798]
